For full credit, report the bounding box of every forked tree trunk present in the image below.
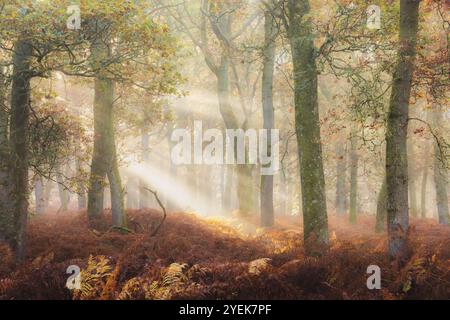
[87,41,126,227]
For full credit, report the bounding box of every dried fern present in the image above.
[73,255,113,300]
[0,278,13,296]
[161,263,188,287]
[248,258,272,275]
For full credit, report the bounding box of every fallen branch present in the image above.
[144,187,167,237]
[90,225,135,237]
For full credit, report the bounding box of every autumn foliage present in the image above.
[0,209,448,300]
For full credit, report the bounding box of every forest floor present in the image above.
[0,209,449,300]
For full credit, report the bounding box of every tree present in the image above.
[260,1,277,228]
[375,177,387,233]
[385,0,421,262]
[163,0,261,215]
[285,0,329,255]
[432,107,449,225]
[0,0,181,259]
[349,126,359,224]
[86,35,126,226]
[7,38,32,261]
[335,137,348,216]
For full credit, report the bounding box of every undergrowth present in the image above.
[0,209,448,300]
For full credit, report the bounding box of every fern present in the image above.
[118,277,143,300]
[161,263,188,287]
[0,278,13,296]
[73,255,112,300]
[248,258,272,275]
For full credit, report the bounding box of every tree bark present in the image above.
[432,109,449,225]
[8,39,32,261]
[87,80,125,225]
[335,136,347,215]
[87,33,126,227]
[56,166,70,212]
[408,139,418,217]
[349,129,359,224]
[34,176,45,215]
[0,62,14,246]
[260,8,276,227]
[139,129,150,209]
[385,0,420,262]
[287,0,329,255]
[74,156,87,210]
[87,77,108,221]
[375,177,387,233]
[420,142,430,218]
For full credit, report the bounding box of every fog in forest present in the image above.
[0,0,448,301]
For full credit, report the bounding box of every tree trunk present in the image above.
[167,124,178,212]
[349,129,359,224]
[87,37,126,227]
[375,177,387,233]
[288,0,329,255]
[335,137,347,215]
[108,158,125,226]
[260,8,276,227]
[279,168,287,216]
[408,139,418,217]
[0,63,14,246]
[8,39,32,261]
[139,129,150,209]
[126,175,138,209]
[56,166,70,212]
[420,142,430,218]
[432,109,449,225]
[87,77,108,221]
[76,158,87,210]
[34,176,45,215]
[385,0,420,262]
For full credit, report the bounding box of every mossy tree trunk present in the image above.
[385,0,420,262]
[7,39,32,261]
[287,0,329,255]
[375,177,387,233]
[87,41,126,227]
[0,63,13,245]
